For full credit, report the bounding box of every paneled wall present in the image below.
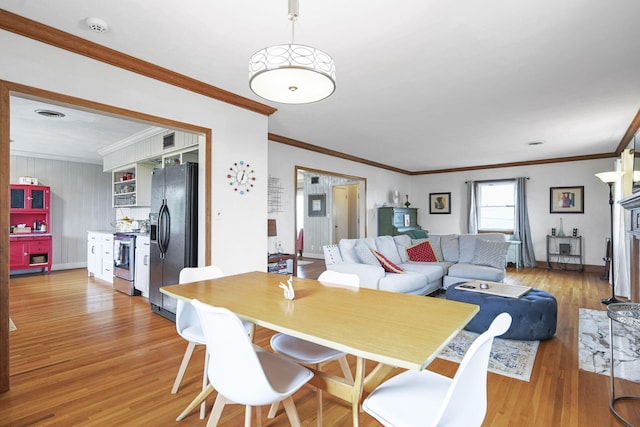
[10,155,113,271]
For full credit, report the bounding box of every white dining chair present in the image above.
[268,270,359,426]
[362,312,512,427]
[191,299,314,427]
[171,266,225,419]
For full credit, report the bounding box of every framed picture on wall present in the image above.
[550,186,584,213]
[308,194,326,217]
[429,192,451,214]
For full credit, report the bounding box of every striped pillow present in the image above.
[371,249,404,273]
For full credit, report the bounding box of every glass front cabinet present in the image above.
[9,184,52,273]
[10,184,49,211]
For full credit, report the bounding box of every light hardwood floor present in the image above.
[1,263,639,426]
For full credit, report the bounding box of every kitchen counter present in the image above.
[10,233,53,238]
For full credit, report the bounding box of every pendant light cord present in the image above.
[288,0,299,45]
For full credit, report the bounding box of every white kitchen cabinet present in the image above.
[87,231,114,284]
[87,232,99,276]
[100,234,114,283]
[161,147,198,167]
[112,163,155,207]
[135,235,150,298]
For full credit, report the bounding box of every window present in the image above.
[476,180,516,232]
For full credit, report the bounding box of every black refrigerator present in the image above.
[148,162,198,322]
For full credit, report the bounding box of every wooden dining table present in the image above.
[160,271,479,426]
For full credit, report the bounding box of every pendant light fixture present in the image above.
[248,0,336,104]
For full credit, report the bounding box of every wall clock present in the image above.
[227,161,256,195]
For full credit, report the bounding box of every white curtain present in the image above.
[613,159,630,298]
[467,181,477,234]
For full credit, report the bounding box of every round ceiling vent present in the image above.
[35,109,66,119]
[86,17,109,33]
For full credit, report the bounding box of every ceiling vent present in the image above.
[86,17,109,33]
[35,109,66,119]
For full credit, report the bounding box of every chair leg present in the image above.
[207,394,229,427]
[267,401,280,418]
[316,390,323,427]
[200,350,210,419]
[244,405,252,427]
[281,396,302,427]
[171,341,196,394]
[176,384,214,421]
[255,406,263,427]
[337,356,354,382]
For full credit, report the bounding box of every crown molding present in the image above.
[0,9,276,117]
[270,132,618,175]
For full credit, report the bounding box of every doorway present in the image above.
[332,184,359,242]
[295,167,366,259]
[0,81,213,392]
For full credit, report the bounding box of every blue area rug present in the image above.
[437,329,539,382]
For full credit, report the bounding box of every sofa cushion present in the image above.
[439,234,459,262]
[458,234,480,263]
[377,271,426,294]
[406,241,439,262]
[338,239,360,263]
[472,239,511,269]
[447,263,505,282]
[372,250,404,273]
[374,236,403,265]
[393,234,413,263]
[400,262,445,283]
[355,240,381,266]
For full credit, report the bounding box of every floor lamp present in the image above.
[595,171,624,305]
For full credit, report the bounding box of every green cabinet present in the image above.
[378,207,421,236]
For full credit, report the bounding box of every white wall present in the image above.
[2,30,269,275]
[269,142,616,268]
[409,158,615,266]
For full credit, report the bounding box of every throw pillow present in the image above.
[355,240,381,266]
[472,239,511,269]
[405,229,429,239]
[371,249,405,273]
[406,241,440,262]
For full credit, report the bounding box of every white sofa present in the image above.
[323,233,509,295]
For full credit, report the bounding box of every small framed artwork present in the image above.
[308,194,326,217]
[429,192,451,214]
[550,186,584,214]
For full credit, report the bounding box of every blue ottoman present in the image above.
[445,286,557,340]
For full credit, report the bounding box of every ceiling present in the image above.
[3,1,640,172]
[10,96,158,165]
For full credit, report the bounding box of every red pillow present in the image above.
[371,249,405,273]
[406,241,439,262]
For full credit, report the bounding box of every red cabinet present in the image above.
[9,184,52,273]
[9,235,52,273]
[10,185,50,212]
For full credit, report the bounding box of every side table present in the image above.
[607,303,640,427]
[509,240,522,269]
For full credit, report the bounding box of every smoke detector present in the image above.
[86,17,109,33]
